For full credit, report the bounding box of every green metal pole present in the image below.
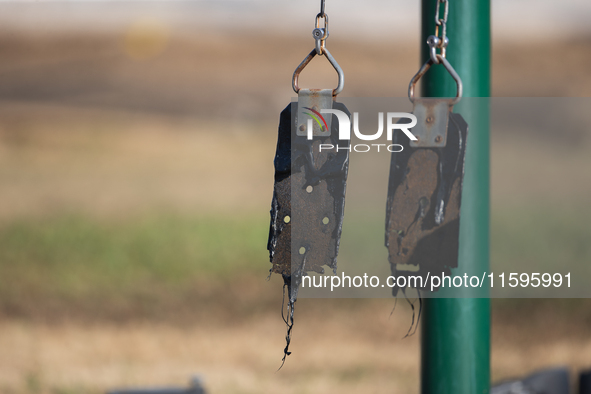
[419,1,491,394]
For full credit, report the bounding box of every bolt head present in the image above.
[427,35,441,47]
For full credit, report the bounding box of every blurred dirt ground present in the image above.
[0,29,590,393]
[2,300,591,394]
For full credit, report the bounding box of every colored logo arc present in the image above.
[303,107,329,132]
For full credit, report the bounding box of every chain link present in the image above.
[429,0,449,63]
[313,14,329,55]
[313,0,328,55]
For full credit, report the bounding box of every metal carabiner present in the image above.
[408,54,462,105]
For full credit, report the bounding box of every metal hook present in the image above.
[408,55,462,105]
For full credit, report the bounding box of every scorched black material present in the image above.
[385,112,468,296]
[268,100,350,364]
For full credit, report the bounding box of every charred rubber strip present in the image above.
[268,101,350,364]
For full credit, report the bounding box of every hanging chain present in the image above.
[313,0,329,55]
[428,0,450,63]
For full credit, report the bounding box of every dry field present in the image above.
[0,28,590,393]
[1,296,591,394]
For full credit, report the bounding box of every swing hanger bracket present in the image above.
[408,55,462,106]
[405,0,462,147]
[292,11,344,96]
[406,54,462,148]
[408,0,461,106]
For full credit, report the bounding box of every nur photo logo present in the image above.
[303,109,419,153]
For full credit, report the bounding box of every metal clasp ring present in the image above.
[313,13,329,55]
[408,54,462,105]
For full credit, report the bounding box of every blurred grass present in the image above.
[491,204,591,283]
[0,213,270,320]
[0,202,589,320]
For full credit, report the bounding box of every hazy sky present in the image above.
[0,0,589,42]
